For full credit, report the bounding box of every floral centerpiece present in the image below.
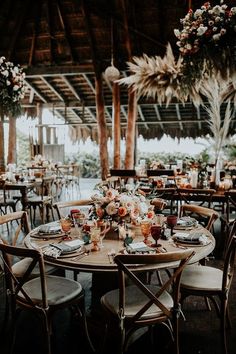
[89,183,155,225]
[0,56,27,117]
[174,2,236,81]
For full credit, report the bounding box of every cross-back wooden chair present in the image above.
[100,249,194,354]
[53,199,93,220]
[27,176,56,226]
[150,187,177,215]
[179,204,219,233]
[180,226,236,354]
[0,180,18,215]
[176,188,216,209]
[0,242,95,354]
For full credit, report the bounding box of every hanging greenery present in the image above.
[0,56,27,118]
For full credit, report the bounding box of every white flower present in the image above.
[197,26,208,36]
[212,33,221,41]
[194,9,203,18]
[13,85,20,91]
[106,202,118,215]
[174,29,180,38]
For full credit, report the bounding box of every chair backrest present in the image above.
[109,169,136,178]
[179,204,219,231]
[34,176,56,201]
[222,235,236,294]
[53,199,93,219]
[152,187,177,215]
[0,211,31,246]
[147,169,175,177]
[114,249,194,323]
[0,242,48,309]
[176,188,216,208]
[225,189,236,223]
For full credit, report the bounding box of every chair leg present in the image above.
[221,299,229,354]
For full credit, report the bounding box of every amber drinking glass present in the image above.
[140,220,151,244]
[60,218,72,239]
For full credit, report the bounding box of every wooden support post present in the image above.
[125,88,137,169]
[0,113,5,172]
[7,115,17,164]
[112,82,121,169]
[95,75,109,180]
[46,126,51,144]
[37,103,44,156]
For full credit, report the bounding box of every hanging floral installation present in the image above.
[0,56,27,117]
[118,2,236,106]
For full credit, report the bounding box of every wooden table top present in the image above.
[24,222,215,273]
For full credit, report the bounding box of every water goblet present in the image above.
[140,220,151,245]
[166,215,178,236]
[97,220,110,248]
[150,224,162,247]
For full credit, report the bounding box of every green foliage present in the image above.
[17,129,30,167]
[65,152,101,178]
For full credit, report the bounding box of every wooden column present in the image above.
[7,115,17,164]
[95,75,109,180]
[125,88,137,169]
[112,82,121,169]
[37,103,44,156]
[0,113,5,172]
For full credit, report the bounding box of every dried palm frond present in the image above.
[201,77,233,164]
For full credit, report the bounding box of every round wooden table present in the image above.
[24,223,215,273]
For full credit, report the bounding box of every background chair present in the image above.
[0,180,18,215]
[176,188,216,209]
[100,249,194,354]
[0,243,95,354]
[180,230,236,354]
[146,169,175,177]
[27,176,56,227]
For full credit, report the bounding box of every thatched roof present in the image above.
[1,0,236,141]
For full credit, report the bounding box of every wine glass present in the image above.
[150,225,162,247]
[60,218,72,240]
[140,220,151,245]
[97,220,110,248]
[166,215,178,236]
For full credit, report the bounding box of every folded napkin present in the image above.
[174,232,208,245]
[177,217,197,227]
[126,241,156,254]
[50,239,84,255]
[38,224,62,235]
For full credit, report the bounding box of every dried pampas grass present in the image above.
[200,77,233,164]
[117,43,185,106]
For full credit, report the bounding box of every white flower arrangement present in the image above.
[0,56,27,117]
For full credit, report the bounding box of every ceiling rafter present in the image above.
[40,76,64,101]
[137,106,148,129]
[45,0,54,63]
[60,75,81,101]
[121,105,128,120]
[7,0,31,60]
[154,104,164,131]
[175,103,183,131]
[24,79,47,103]
[80,0,101,79]
[57,0,76,62]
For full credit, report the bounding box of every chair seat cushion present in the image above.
[12,257,57,277]
[20,275,82,305]
[181,264,223,291]
[101,284,173,319]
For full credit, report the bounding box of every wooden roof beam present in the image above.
[24,79,47,103]
[80,0,101,79]
[56,0,76,62]
[175,103,184,130]
[7,0,30,60]
[138,106,148,129]
[69,108,83,123]
[154,104,164,130]
[40,76,64,101]
[25,65,93,77]
[60,75,82,101]
[86,107,97,122]
[82,73,96,94]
